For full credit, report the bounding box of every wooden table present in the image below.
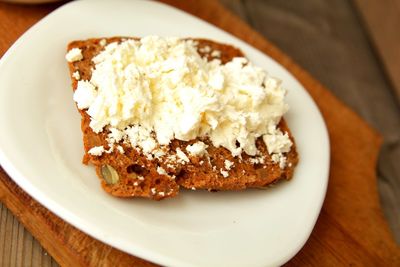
[1,0,399,266]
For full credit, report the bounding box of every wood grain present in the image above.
[0,0,399,266]
[0,203,58,267]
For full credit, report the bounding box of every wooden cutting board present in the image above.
[0,0,399,266]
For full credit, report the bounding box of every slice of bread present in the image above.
[66,37,298,200]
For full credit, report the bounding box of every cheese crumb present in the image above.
[176,148,189,163]
[73,81,97,109]
[263,129,292,154]
[65,48,83,62]
[153,149,165,159]
[105,146,113,154]
[220,169,229,178]
[116,145,124,153]
[199,45,211,53]
[157,166,167,175]
[99,39,107,46]
[186,141,208,156]
[271,153,287,169]
[224,160,234,170]
[88,146,104,156]
[211,50,221,58]
[72,71,80,80]
[249,156,265,165]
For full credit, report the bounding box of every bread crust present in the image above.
[67,37,298,200]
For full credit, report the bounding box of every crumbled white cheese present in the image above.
[71,36,291,158]
[153,149,165,159]
[220,169,229,178]
[105,146,113,154]
[88,146,104,156]
[271,153,287,169]
[167,163,174,169]
[72,71,80,80]
[151,188,156,194]
[186,141,208,156]
[199,45,211,53]
[65,48,83,62]
[157,166,167,175]
[124,125,157,154]
[138,176,144,181]
[176,148,189,163]
[108,128,124,143]
[73,81,97,109]
[116,145,124,153]
[279,156,287,169]
[224,159,234,170]
[211,50,221,58]
[249,156,265,165]
[99,39,107,46]
[263,129,292,154]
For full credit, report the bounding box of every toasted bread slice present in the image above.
[66,37,298,200]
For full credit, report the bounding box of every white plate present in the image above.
[0,0,330,266]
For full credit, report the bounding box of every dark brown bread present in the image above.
[66,37,298,200]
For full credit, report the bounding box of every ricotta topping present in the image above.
[71,36,292,162]
[186,141,208,156]
[88,146,104,156]
[66,48,83,62]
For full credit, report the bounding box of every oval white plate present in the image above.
[0,0,330,266]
